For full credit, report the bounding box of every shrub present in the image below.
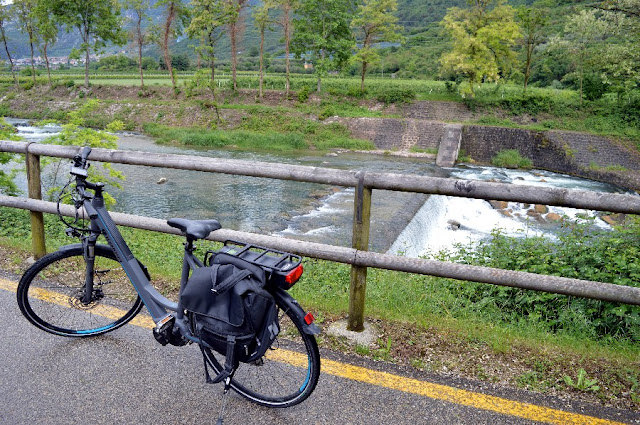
[491,149,533,169]
[375,87,416,104]
[583,74,608,101]
[297,85,310,102]
[443,221,640,341]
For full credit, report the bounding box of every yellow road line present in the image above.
[1,276,629,425]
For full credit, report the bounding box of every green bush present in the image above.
[442,221,640,341]
[491,149,533,169]
[297,85,310,102]
[375,87,416,104]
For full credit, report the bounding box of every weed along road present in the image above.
[0,274,637,425]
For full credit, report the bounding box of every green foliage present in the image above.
[441,220,640,341]
[297,85,310,103]
[40,100,124,204]
[143,119,374,152]
[439,0,521,97]
[564,368,600,392]
[0,118,21,195]
[491,149,533,169]
[375,87,416,104]
[583,74,608,101]
[292,0,355,92]
[351,0,405,91]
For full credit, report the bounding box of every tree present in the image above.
[292,0,355,93]
[51,0,127,88]
[156,0,189,89]
[595,0,640,98]
[274,0,295,96]
[124,0,152,88]
[0,3,17,87]
[516,5,547,92]
[186,0,230,98]
[439,0,521,97]
[254,1,275,98]
[351,0,404,92]
[33,0,58,86]
[225,0,249,91]
[14,0,39,85]
[550,9,609,106]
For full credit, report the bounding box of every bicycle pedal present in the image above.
[153,315,175,346]
[155,314,174,332]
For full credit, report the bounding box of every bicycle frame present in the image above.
[78,182,202,341]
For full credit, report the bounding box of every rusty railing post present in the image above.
[348,171,372,332]
[25,146,46,259]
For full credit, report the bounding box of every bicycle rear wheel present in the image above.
[200,300,321,408]
[17,245,143,337]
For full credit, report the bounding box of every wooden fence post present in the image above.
[348,172,372,332]
[25,149,46,259]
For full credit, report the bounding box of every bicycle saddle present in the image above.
[167,218,221,240]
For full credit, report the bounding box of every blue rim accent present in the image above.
[75,324,115,334]
[299,355,311,391]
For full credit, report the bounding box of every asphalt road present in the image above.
[1,278,638,425]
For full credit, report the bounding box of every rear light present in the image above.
[285,264,304,287]
[304,312,315,325]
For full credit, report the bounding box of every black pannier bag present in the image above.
[181,253,279,383]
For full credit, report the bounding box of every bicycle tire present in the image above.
[199,298,321,408]
[17,245,144,337]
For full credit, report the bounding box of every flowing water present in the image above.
[6,118,633,257]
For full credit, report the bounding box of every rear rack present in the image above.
[206,241,303,288]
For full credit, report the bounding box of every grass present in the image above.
[142,120,375,152]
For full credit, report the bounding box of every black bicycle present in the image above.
[16,146,321,409]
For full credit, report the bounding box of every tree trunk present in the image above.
[29,34,36,85]
[163,2,176,88]
[44,43,51,86]
[283,5,290,96]
[230,20,237,91]
[259,28,265,99]
[1,27,17,87]
[360,61,368,92]
[84,44,90,88]
[137,15,144,88]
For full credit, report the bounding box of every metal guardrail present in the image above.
[2,140,640,332]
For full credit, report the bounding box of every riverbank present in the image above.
[3,84,640,191]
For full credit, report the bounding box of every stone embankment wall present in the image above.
[461,126,640,190]
[339,101,640,191]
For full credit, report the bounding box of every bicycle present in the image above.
[16,146,321,414]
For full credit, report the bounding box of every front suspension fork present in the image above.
[81,235,99,304]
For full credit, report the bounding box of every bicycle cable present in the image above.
[57,176,90,237]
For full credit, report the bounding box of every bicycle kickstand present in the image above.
[216,376,233,425]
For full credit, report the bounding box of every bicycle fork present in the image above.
[81,235,99,305]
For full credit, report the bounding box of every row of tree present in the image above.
[0,0,638,103]
[0,0,404,96]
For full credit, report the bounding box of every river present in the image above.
[6,118,632,257]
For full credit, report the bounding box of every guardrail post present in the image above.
[348,172,372,332]
[26,148,46,259]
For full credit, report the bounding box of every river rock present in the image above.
[601,215,617,225]
[488,200,509,210]
[534,204,549,214]
[500,210,512,218]
[447,220,461,230]
[546,213,563,222]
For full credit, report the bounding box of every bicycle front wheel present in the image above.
[17,245,143,337]
[200,299,321,408]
